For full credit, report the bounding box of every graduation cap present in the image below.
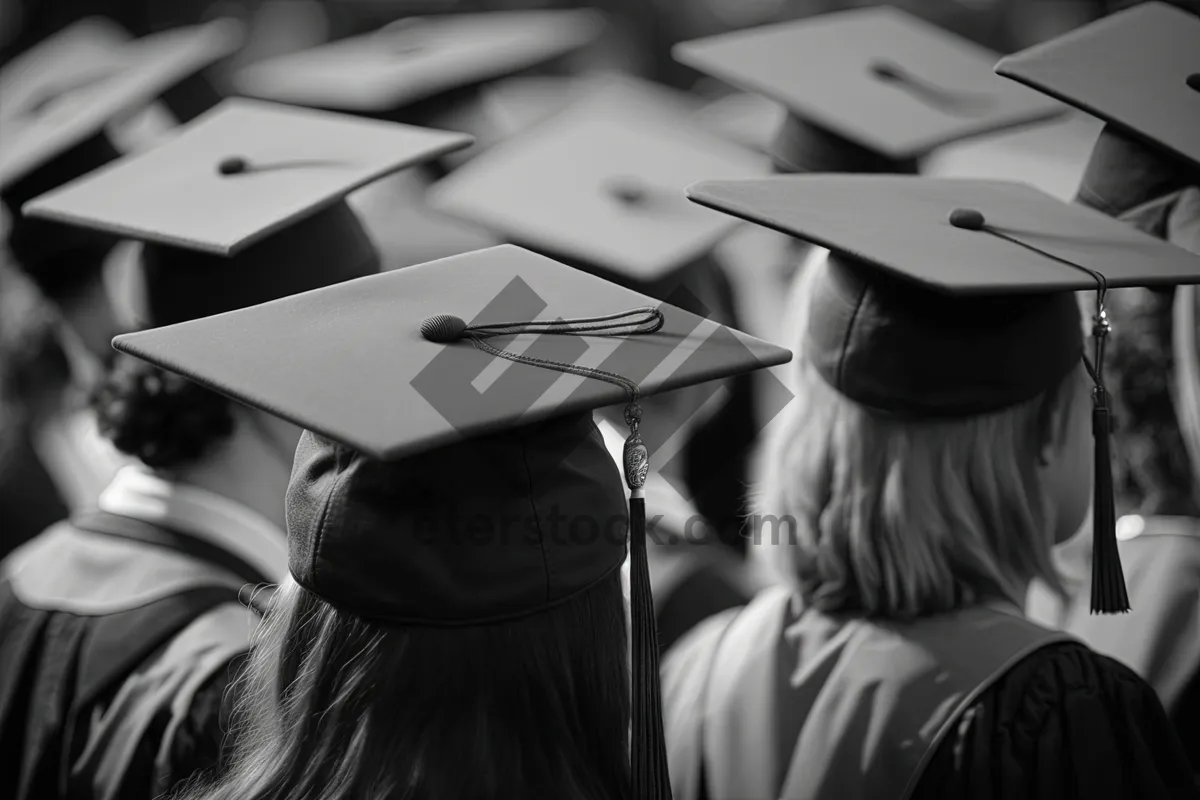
[112,243,792,800]
[673,6,1064,175]
[428,78,771,287]
[995,2,1200,220]
[234,10,605,126]
[686,174,1200,616]
[0,18,245,298]
[23,98,473,327]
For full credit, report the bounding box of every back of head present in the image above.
[91,352,234,470]
[177,574,632,800]
[757,253,1087,619]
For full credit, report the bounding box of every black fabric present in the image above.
[169,653,248,783]
[0,578,242,800]
[72,510,272,590]
[807,251,1084,419]
[770,114,922,176]
[1171,668,1200,781]
[0,427,68,560]
[286,412,629,625]
[135,200,381,328]
[73,583,249,713]
[159,71,223,125]
[1076,125,1200,219]
[1,131,121,300]
[915,641,1199,799]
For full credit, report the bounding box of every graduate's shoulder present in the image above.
[920,639,1198,798]
[991,638,1163,723]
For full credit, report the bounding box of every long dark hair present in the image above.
[178,573,632,800]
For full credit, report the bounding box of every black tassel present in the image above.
[624,418,672,800]
[629,495,671,799]
[1090,390,1129,614]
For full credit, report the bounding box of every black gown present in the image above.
[0,511,265,800]
[916,642,1198,799]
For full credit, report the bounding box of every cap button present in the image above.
[1187,73,1200,92]
[949,208,986,230]
[420,314,468,343]
[606,176,648,205]
[868,60,901,81]
[217,156,249,176]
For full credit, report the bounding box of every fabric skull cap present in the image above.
[673,6,1063,174]
[23,98,473,327]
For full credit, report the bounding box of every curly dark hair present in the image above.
[92,353,236,470]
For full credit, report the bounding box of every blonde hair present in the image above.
[755,262,1082,620]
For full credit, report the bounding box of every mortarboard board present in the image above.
[233,10,605,123]
[112,243,792,800]
[995,2,1200,221]
[0,19,246,298]
[673,6,1064,175]
[429,77,771,286]
[996,1,1200,180]
[687,173,1200,616]
[24,98,473,327]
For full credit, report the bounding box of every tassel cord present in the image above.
[442,305,674,797]
[984,228,1128,613]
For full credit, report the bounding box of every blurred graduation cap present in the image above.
[0,18,245,299]
[23,98,473,328]
[0,17,131,121]
[112,242,791,800]
[673,6,1064,175]
[234,11,605,135]
[482,72,702,141]
[429,78,771,288]
[687,173,1200,615]
[996,2,1200,219]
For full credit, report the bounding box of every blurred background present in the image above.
[0,0,1162,86]
[1,0,1193,560]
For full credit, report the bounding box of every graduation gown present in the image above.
[1057,515,1200,776]
[661,586,1198,800]
[0,474,278,800]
